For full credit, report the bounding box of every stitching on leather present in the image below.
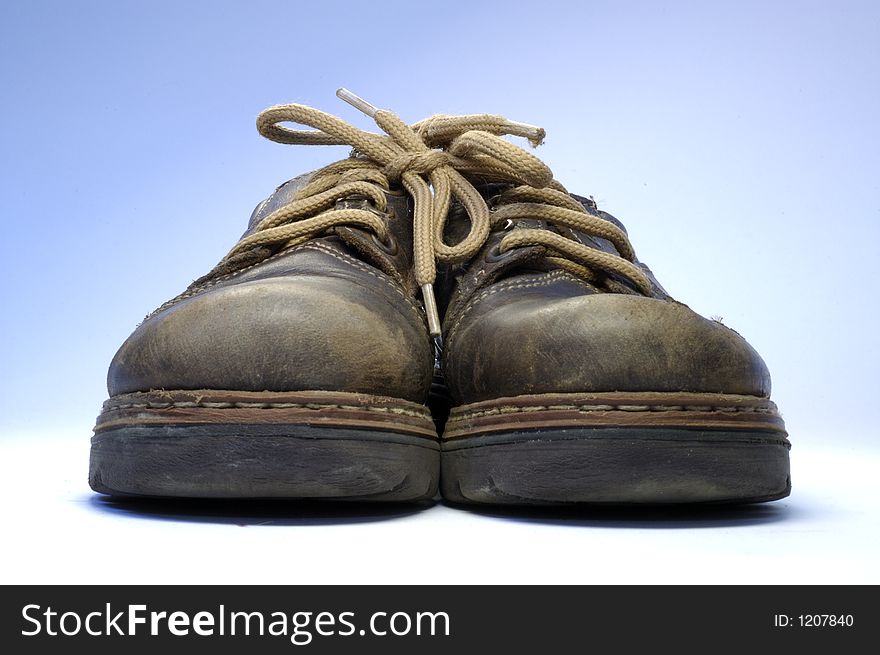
[148,242,423,325]
[451,403,779,421]
[103,400,432,420]
[150,249,296,317]
[445,271,594,360]
[295,242,425,321]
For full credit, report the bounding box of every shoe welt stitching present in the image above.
[103,400,432,420]
[453,403,779,420]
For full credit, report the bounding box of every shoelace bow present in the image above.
[211,89,652,336]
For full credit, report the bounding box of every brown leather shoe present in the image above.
[438,189,791,505]
[90,109,444,500]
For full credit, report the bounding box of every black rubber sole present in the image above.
[441,428,791,505]
[90,424,440,501]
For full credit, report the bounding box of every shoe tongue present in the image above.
[242,172,315,236]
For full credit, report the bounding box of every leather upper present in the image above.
[108,178,433,403]
[440,195,772,405]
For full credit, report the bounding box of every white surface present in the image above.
[1,432,877,585]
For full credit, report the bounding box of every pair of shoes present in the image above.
[89,90,790,505]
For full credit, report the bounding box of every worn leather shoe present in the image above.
[438,189,791,505]
[90,103,448,500]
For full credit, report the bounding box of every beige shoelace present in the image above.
[210,89,652,336]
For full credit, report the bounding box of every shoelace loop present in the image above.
[211,89,652,337]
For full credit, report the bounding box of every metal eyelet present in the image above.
[489,218,515,233]
[484,243,515,263]
[382,186,406,197]
[371,231,399,256]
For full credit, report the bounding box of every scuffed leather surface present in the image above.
[443,276,771,403]
[108,180,432,402]
[441,196,772,404]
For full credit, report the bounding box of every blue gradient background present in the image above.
[1,0,878,450]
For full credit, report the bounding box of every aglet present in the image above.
[420,283,442,337]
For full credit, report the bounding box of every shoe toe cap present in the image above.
[445,292,771,402]
[108,275,431,401]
